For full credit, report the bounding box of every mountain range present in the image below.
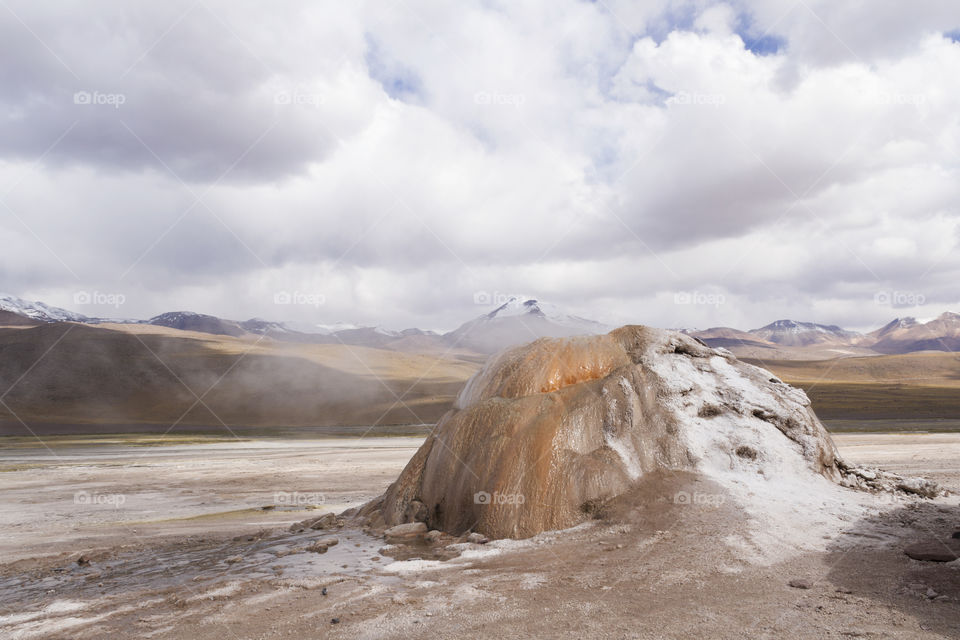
[687,315,960,357]
[2,292,959,432]
[0,294,608,355]
[2,292,959,357]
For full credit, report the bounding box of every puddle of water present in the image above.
[0,527,394,612]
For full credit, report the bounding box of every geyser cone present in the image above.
[362,326,847,539]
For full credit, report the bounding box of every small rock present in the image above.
[896,477,943,499]
[288,512,338,533]
[466,532,489,544]
[926,588,938,599]
[309,513,338,530]
[425,530,443,543]
[952,531,960,540]
[306,541,331,554]
[225,555,243,564]
[788,579,812,590]
[322,587,327,596]
[76,555,90,567]
[331,617,340,624]
[385,522,428,539]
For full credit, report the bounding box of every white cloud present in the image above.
[1,0,959,331]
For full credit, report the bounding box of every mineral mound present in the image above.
[360,326,939,539]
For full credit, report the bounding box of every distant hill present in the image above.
[0,310,42,327]
[3,291,959,359]
[748,319,863,347]
[0,322,478,432]
[147,311,247,337]
[869,313,960,354]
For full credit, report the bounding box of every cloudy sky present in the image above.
[1,0,959,332]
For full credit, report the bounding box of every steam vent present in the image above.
[360,326,928,539]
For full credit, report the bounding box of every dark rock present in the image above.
[735,445,758,460]
[788,579,812,589]
[331,618,340,624]
[952,531,960,540]
[697,404,723,418]
[904,541,960,562]
[322,587,327,596]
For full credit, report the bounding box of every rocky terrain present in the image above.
[1,325,958,639]
[0,431,957,639]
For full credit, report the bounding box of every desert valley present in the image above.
[3,2,960,638]
[0,295,958,638]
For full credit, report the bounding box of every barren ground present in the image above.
[1,432,958,639]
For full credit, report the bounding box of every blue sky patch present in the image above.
[364,36,424,102]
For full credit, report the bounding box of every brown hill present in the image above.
[0,322,479,432]
[749,351,960,420]
[0,310,41,327]
[869,312,960,354]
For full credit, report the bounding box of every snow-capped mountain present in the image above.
[748,319,863,347]
[868,317,920,341]
[147,311,246,337]
[487,297,608,332]
[444,297,610,353]
[869,312,960,354]
[5,291,960,357]
[0,294,91,323]
[239,318,291,334]
[283,321,364,335]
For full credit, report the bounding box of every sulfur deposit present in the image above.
[361,326,940,540]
